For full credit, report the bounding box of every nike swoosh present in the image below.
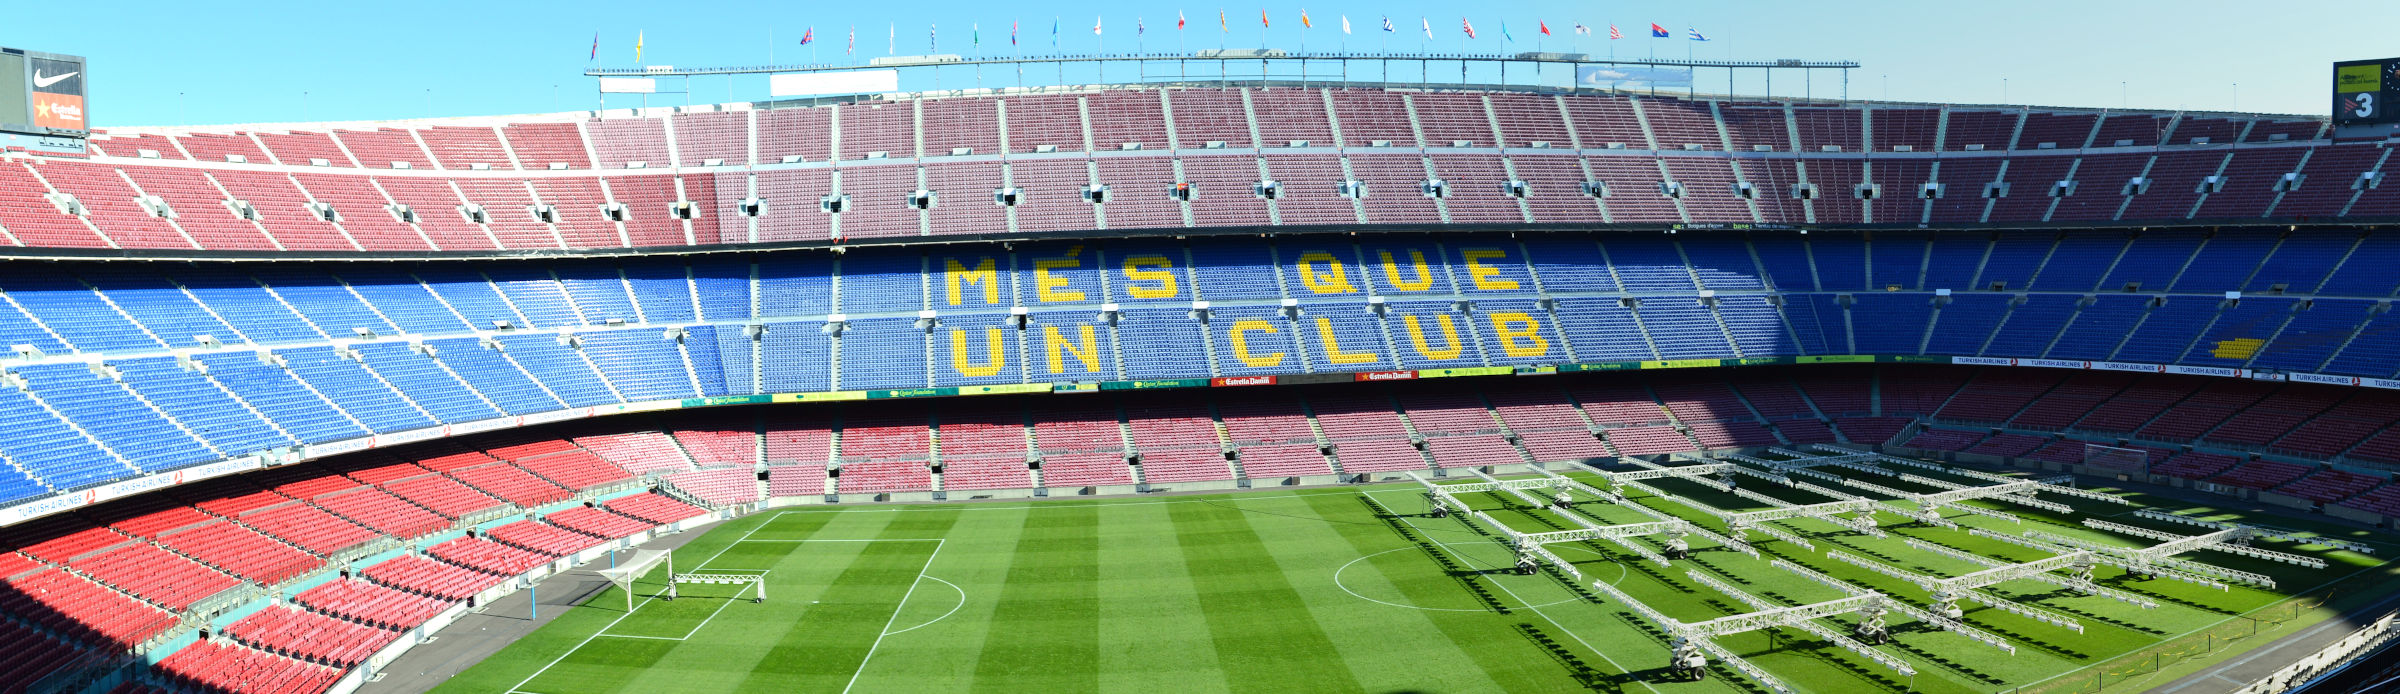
[32,71,76,89]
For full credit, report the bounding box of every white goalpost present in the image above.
[591,549,767,611]
[594,549,674,613]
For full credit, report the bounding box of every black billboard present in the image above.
[0,47,86,138]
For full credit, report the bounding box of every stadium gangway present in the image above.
[1684,572,1917,676]
[2083,519,2331,569]
[1825,551,2095,633]
[1773,558,2021,654]
[1585,570,1916,691]
[1417,470,1758,572]
[2130,510,2377,555]
[1973,528,2245,591]
[1526,467,1760,559]
[1569,461,1829,550]
[1468,468,1557,508]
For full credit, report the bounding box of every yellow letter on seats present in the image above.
[944,257,1000,306]
[1228,319,1286,368]
[950,327,1006,377]
[1294,251,1357,294]
[1489,312,1550,358]
[1120,255,1180,299]
[1402,315,1466,361]
[1035,245,1088,302]
[1313,317,1381,365]
[1044,325,1101,374]
[1378,249,1436,292]
[1461,248,1521,291]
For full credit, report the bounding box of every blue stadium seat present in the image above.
[2026,234,2127,292]
[1923,295,2011,356]
[424,337,562,415]
[1982,295,2080,358]
[624,261,699,323]
[757,255,835,318]
[1922,236,1991,291]
[1115,308,1213,379]
[277,347,438,432]
[554,262,641,323]
[1807,234,1868,291]
[576,330,697,401]
[2046,295,2150,360]
[757,321,833,393]
[494,335,619,406]
[931,314,1025,387]
[352,343,504,422]
[2249,300,2376,372]
[1846,293,1931,354]
[1548,298,1650,363]
[1972,235,2053,290]
[484,267,586,327]
[15,363,214,473]
[195,352,370,442]
[1600,237,1698,292]
[837,318,929,390]
[111,357,290,456]
[1209,306,1304,376]
[1867,234,1927,290]
[329,268,476,334]
[2170,232,2278,293]
[837,252,928,315]
[689,258,755,321]
[1188,245,1284,300]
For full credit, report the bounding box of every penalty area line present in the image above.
[840,538,947,694]
[507,516,772,692]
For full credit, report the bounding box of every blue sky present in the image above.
[12,0,2397,128]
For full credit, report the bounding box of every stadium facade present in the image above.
[0,78,2396,691]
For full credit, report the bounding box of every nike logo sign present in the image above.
[32,71,76,89]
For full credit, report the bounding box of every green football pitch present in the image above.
[434,476,2399,694]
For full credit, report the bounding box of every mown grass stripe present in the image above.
[1094,498,1231,693]
[962,505,1103,693]
[739,510,959,693]
[1287,491,1562,692]
[1168,494,1362,694]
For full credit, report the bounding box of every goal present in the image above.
[590,549,767,610]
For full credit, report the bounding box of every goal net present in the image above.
[593,549,672,612]
[2082,443,2151,474]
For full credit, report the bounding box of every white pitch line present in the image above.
[882,576,967,636]
[840,538,946,694]
[1365,490,1663,694]
[508,515,776,692]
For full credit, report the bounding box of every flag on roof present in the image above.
[1421,16,1432,39]
[1539,21,1550,36]
[1178,11,1186,30]
[1462,17,1475,38]
[973,23,980,46]
[635,31,644,63]
[1093,16,1102,35]
[1609,24,1622,39]
[1382,16,1394,32]
[1261,9,1269,27]
[1574,23,1589,36]
[800,27,813,45]
[1220,9,1227,32]
[1649,23,1668,37]
[1501,20,1512,41]
[1010,20,1017,45]
[589,32,598,61]
[1341,15,1350,34]
[1301,9,1311,28]
[850,26,857,53]
[1688,26,1707,41]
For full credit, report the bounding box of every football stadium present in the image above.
[2,7,2400,694]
